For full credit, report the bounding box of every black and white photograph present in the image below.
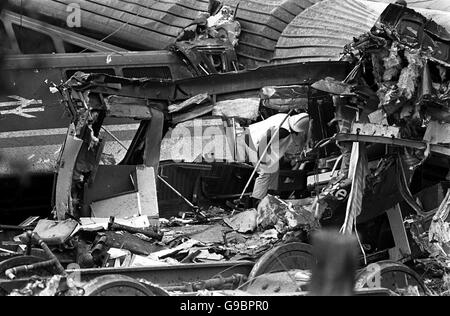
[0,0,449,300]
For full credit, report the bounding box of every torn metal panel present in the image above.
[143,109,165,172]
[104,96,152,120]
[55,124,83,220]
[375,4,450,64]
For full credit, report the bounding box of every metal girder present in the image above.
[335,133,450,157]
[73,61,350,103]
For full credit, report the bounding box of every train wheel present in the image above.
[249,242,316,279]
[356,261,431,296]
[83,275,169,297]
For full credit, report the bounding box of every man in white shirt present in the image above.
[246,113,310,202]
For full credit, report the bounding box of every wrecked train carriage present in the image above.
[309,3,450,264]
[347,3,450,122]
[0,51,196,224]
[55,61,349,221]
[0,6,245,176]
[0,10,241,222]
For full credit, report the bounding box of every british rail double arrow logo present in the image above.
[0,95,44,118]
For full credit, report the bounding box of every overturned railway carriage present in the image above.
[6,0,321,69]
[273,0,382,63]
[222,0,321,67]
[274,0,450,64]
[0,10,125,55]
[7,0,212,51]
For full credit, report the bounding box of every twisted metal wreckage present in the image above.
[2,3,450,296]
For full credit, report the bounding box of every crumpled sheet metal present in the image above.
[341,2,450,158]
[429,191,450,256]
